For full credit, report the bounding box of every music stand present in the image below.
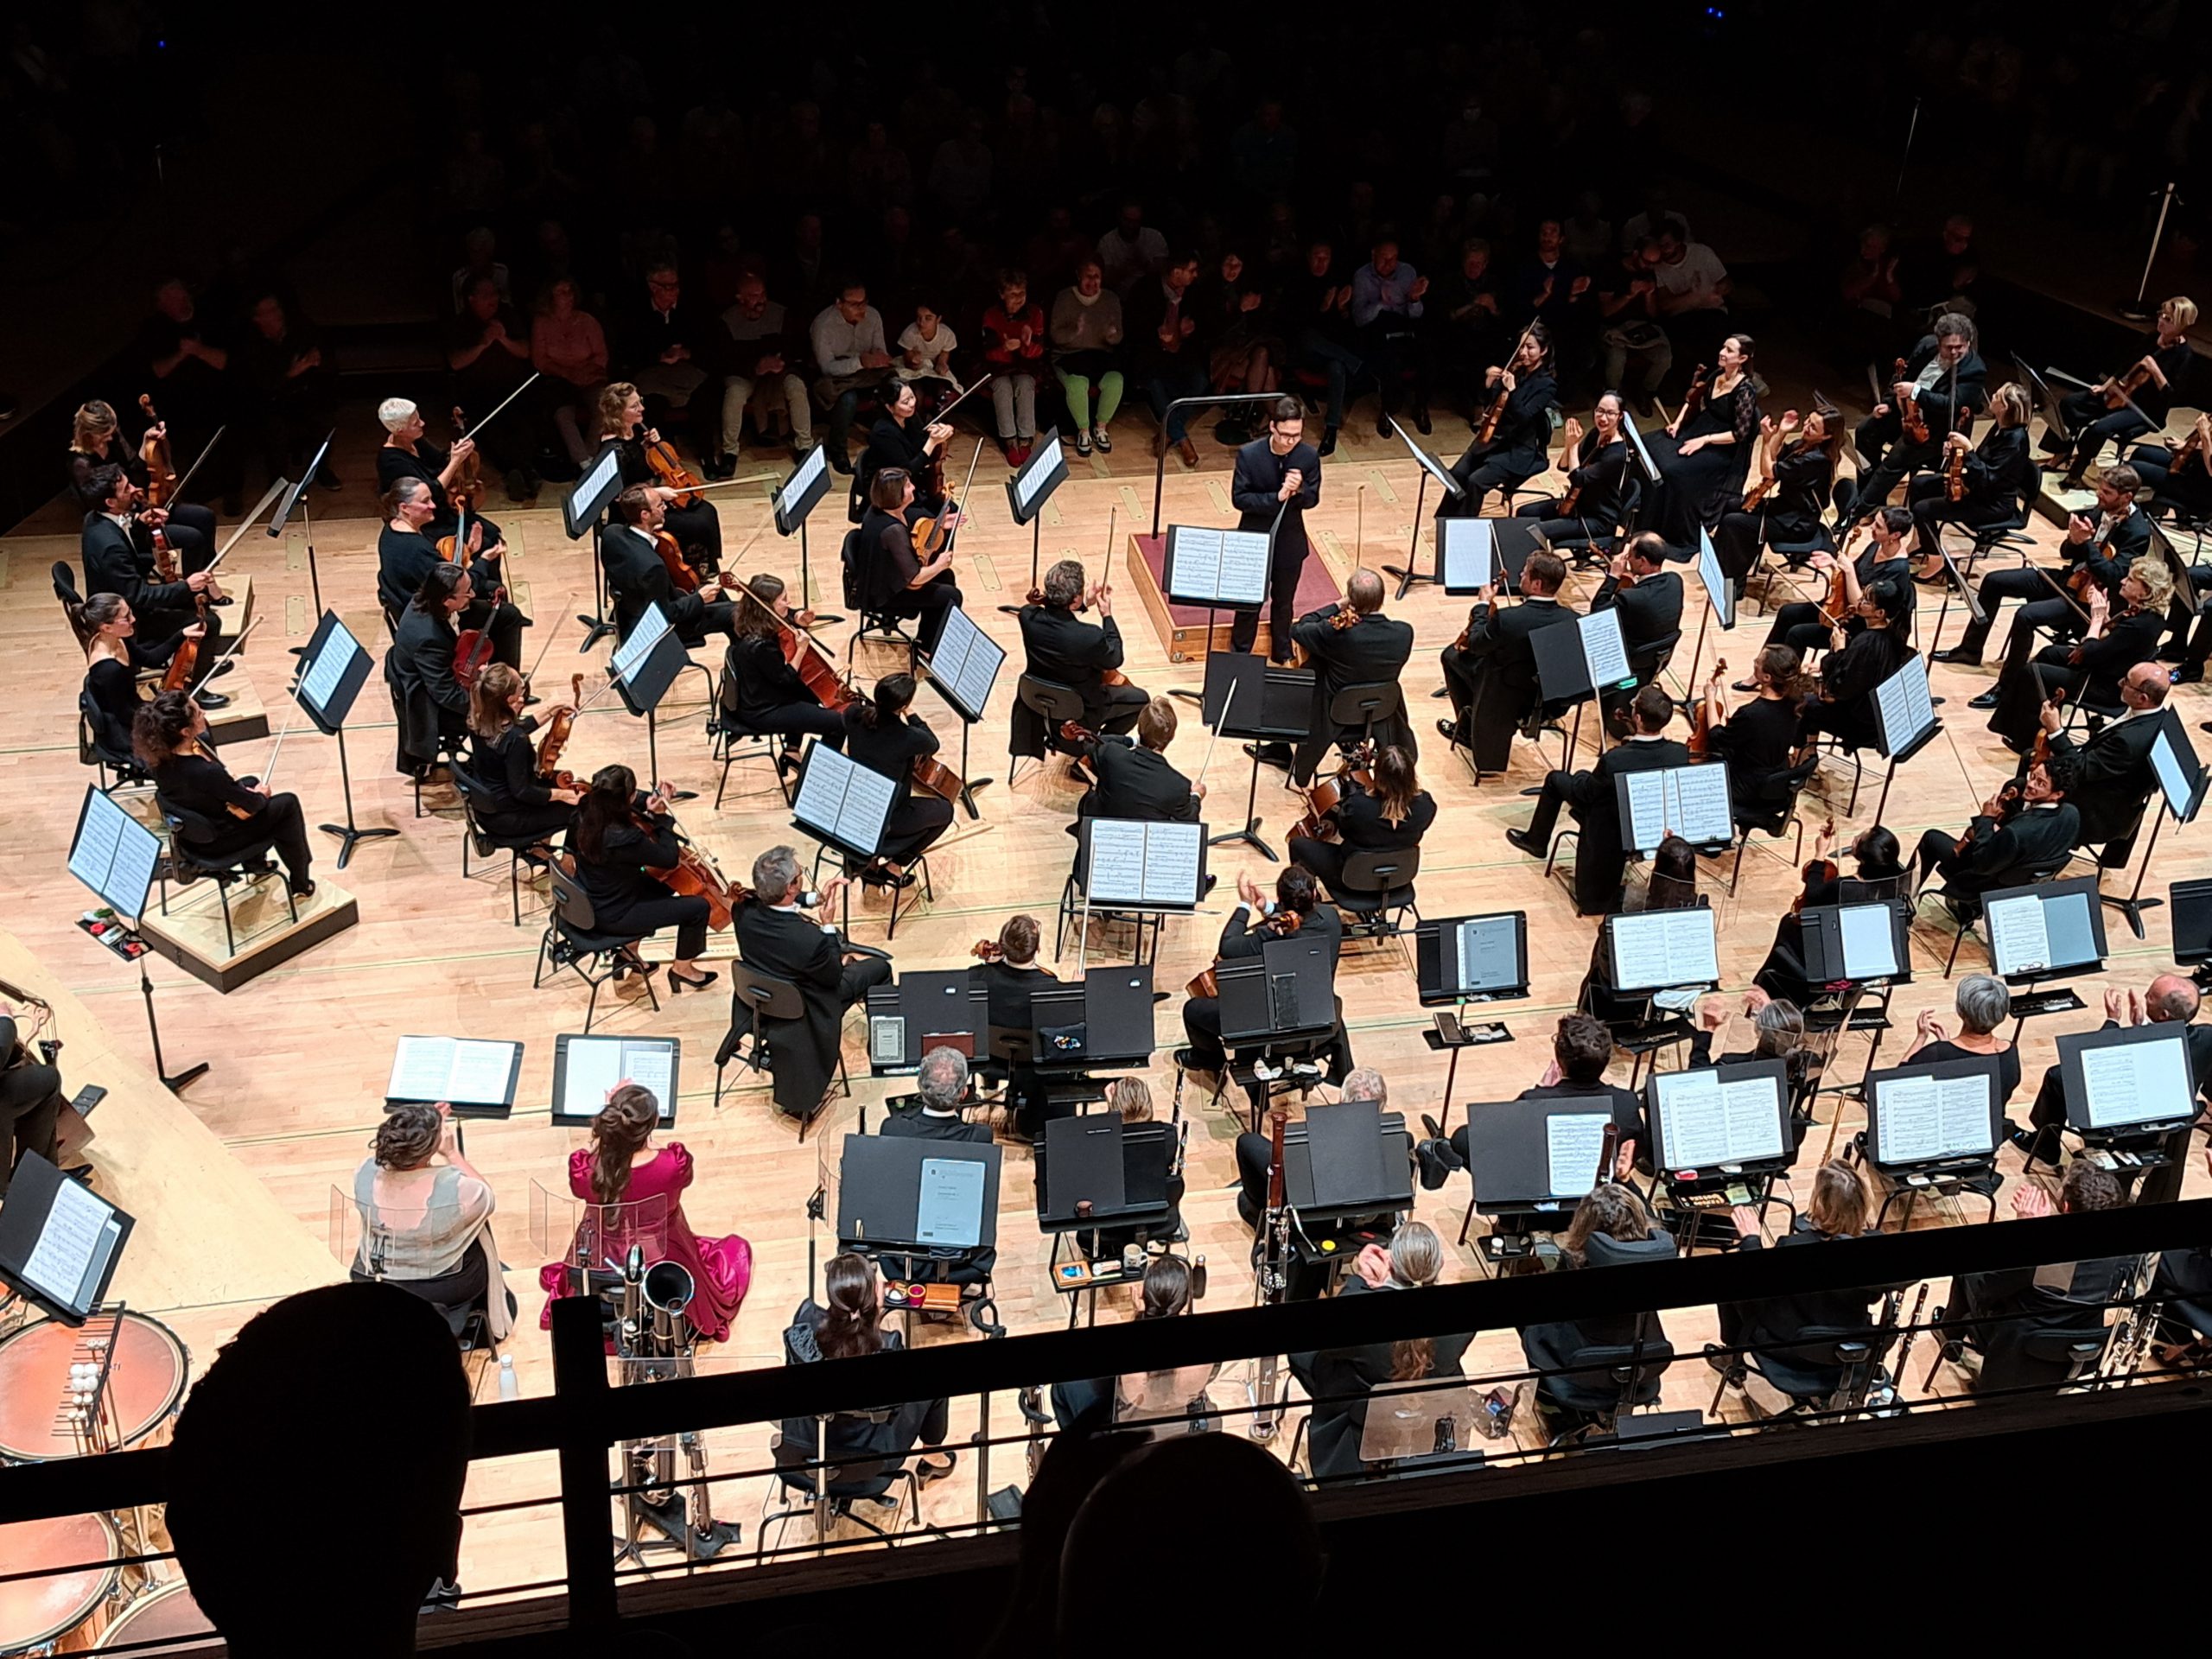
[1614,761,1734,857]
[1531,607,1636,754]
[1683,527,1736,692]
[563,444,626,648]
[2021,363,2072,449]
[1439,518,1542,597]
[918,603,1001,817]
[1280,1102,1414,1266]
[68,785,206,1091]
[2058,1020,2196,1140]
[266,429,335,611]
[608,601,691,790]
[385,1035,524,1119]
[1163,522,1272,673]
[550,1033,681,1126]
[792,743,899,899]
[1863,1054,2004,1230]
[1380,415,1466,598]
[293,609,393,868]
[0,1152,134,1325]
[1000,429,1070,613]
[835,1133,1002,1264]
[2106,709,2212,938]
[1200,651,1313,857]
[1801,899,1912,988]
[1870,653,1942,822]
[1073,820,1207,969]
[1982,874,2107,1020]
[863,969,991,1076]
[1414,912,1529,1134]
[1647,1059,1793,1230]
[772,444,841,626]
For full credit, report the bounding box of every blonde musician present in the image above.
[2044,296,2196,488]
[568,765,716,993]
[1176,868,1343,1078]
[1983,559,2171,751]
[596,382,723,570]
[465,663,581,843]
[132,689,315,899]
[2128,409,2212,522]
[67,399,218,565]
[721,573,847,769]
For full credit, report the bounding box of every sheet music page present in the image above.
[791,747,851,833]
[22,1177,108,1307]
[954,627,1002,718]
[611,601,671,682]
[388,1036,457,1101]
[1455,916,1517,991]
[1838,903,1899,979]
[1874,1073,1942,1163]
[1441,518,1496,590]
[620,1041,676,1113]
[2152,726,2196,821]
[1139,823,1203,906]
[1873,656,1935,754]
[1546,1114,1609,1198]
[1217,531,1274,605]
[927,613,971,694]
[1579,607,1631,689]
[301,624,358,712]
[1936,1073,1995,1155]
[1986,893,2052,976]
[1696,529,1734,629]
[105,810,160,919]
[1718,1076,1784,1162]
[1610,912,1675,989]
[1672,764,1732,843]
[1168,526,1223,599]
[1656,1071,1729,1166]
[836,762,899,849]
[67,791,123,899]
[1622,771,1669,852]
[916,1157,986,1247]
[561,1038,624,1115]
[2082,1035,2190,1128]
[1086,821,1149,903]
[448,1040,518,1104]
[1647,908,1719,986]
[778,444,826,519]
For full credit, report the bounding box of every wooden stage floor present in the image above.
[7,405,2209,1602]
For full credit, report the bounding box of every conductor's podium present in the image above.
[1122,531,1340,662]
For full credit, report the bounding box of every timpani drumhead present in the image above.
[93,1580,213,1653]
[0,1315,190,1462]
[0,1512,118,1655]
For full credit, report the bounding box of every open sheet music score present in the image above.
[555,1036,677,1123]
[2151,716,2209,825]
[611,601,673,685]
[793,744,899,854]
[1872,654,1937,758]
[925,603,1004,721]
[1578,606,1633,690]
[1985,881,2101,978]
[1452,914,1523,995]
[17,1173,125,1319]
[1011,433,1066,518]
[2067,1025,2195,1130]
[1696,528,1735,630]
[68,786,162,921]
[915,1156,987,1247]
[1165,525,1271,607]
[1872,1067,1996,1164]
[1440,518,1496,593]
[1546,1114,1608,1198]
[386,1036,523,1111]
[1608,907,1719,991]
[1652,1065,1786,1169]
[563,443,624,538]
[1618,763,1732,853]
[1084,819,1205,907]
[297,614,365,720]
[774,443,829,531]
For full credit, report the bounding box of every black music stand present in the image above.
[919,602,1001,818]
[835,1134,1002,1274]
[864,969,991,1077]
[1869,654,1942,823]
[1001,430,1069,615]
[1199,651,1313,858]
[67,785,206,1091]
[1380,415,1466,598]
[563,443,627,649]
[1414,912,1530,1134]
[0,1152,135,1325]
[267,429,335,612]
[1439,516,1541,598]
[608,602,691,794]
[1863,1054,2005,1230]
[1459,1095,1617,1262]
[773,444,841,626]
[294,609,391,868]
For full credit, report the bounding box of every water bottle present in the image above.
[498,1353,519,1402]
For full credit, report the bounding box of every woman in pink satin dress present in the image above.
[540,1083,751,1341]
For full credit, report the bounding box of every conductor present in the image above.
[1230,397,1322,662]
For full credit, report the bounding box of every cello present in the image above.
[637,795,747,931]
[733,580,855,711]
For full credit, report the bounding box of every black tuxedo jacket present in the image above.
[1592,570,1684,679]
[81,515,193,626]
[2051,717,2160,849]
[1230,437,1321,552]
[1291,606,1416,752]
[1946,802,2082,899]
[1021,603,1127,722]
[1082,737,1199,823]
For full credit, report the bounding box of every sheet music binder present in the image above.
[1461,1095,1618,1205]
[1414,912,1530,1004]
[0,1153,134,1325]
[836,1134,1002,1253]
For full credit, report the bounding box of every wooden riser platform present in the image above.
[138,877,359,993]
[1122,531,1343,663]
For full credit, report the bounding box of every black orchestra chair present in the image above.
[1949,467,2043,579]
[154,795,301,958]
[1708,1323,1887,1420]
[714,963,850,1139]
[1924,848,2074,977]
[1719,758,1817,897]
[1324,681,1404,762]
[447,761,552,927]
[708,696,796,810]
[757,1408,925,1556]
[841,526,920,672]
[1330,847,1421,942]
[1535,1325,1676,1447]
[54,560,95,650]
[535,861,661,1033]
[78,689,151,793]
[1018,674,1090,778]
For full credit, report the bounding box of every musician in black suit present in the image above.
[719,572,846,769]
[1177,868,1344,1077]
[1078,697,1204,824]
[2041,662,2170,858]
[880,1046,992,1143]
[1414,1013,1649,1190]
[969,913,1058,1135]
[730,845,891,1122]
[1440,323,1559,518]
[1940,1165,2133,1392]
[1506,683,1692,915]
[1983,559,2172,751]
[1796,579,1913,753]
[1286,568,1415,784]
[1910,752,2082,917]
[376,478,526,668]
[1438,549,1579,774]
[1515,394,1635,558]
[1907,382,2038,575]
[858,379,953,516]
[1019,557,1148,735]
[79,464,226,685]
[1228,398,1322,659]
[1590,531,1683,715]
[1938,461,2146,671]
[1764,506,1916,658]
[388,563,474,774]
[602,486,737,646]
[1846,314,1987,525]
[2012,977,2212,1173]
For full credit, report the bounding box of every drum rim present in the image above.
[0,1314,191,1461]
[0,1510,120,1652]
[96,1576,210,1646]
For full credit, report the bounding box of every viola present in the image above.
[971,938,1006,963]
[1894,357,1929,444]
[653,526,703,594]
[137,393,177,511]
[535,674,586,791]
[1792,818,1841,914]
[453,628,495,690]
[1475,323,1540,445]
[161,591,210,693]
[1945,435,1967,503]
[641,427,704,508]
[1686,658,1726,760]
[1185,908,1301,999]
[2176,417,2211,474]
[2096,360,2153,411]
[186,738,254,818]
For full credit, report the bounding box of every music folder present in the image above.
[1414,912,1530,1005]
[1872,654,1940,762]
[1800,900,1910,985]
[1461,1095,1617,1206]
[1648,1058,1790,1173]
[385,1035,524,1117]
[1217,934,1336,1043]
[836,1134,1002,1253]
[2150,709,2211,826]
[0,1153,133,1325]
[68,785,162,923]
[563,444,625,538]
[1983,874,2107,980]
[1531,606,1635,702]
[1440,518,1543,595]
[922,602,1004,723]
[1606,906,1720,993]
[1040,1115,1128,1221]
[1865,1055,2002,1168]
[1614,762,1733,855]
[2058,1021,2197,1134]
[2172,877,2212,965]
[1695,528,1735,632]
[1007,429,1067,523]
[551,1034,680,1126]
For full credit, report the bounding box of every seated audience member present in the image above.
[1941,1164,2132,1391]
[447,274,543,499]
[1290,1223,1473,1479]
[1128,252,1210,467]
[783,1252,956,1479]
[352,1103,511,1342]
[732,845,889,1122]
[1506,683,1691,917]
[1710,1161,1895,1390]
[810,283,893,472]
[1900,976,2023,1104]
[1437,549,1579,773]
[1416,1014,1646,1189]
[531,277,611,467]
[1050,1255,1213,1429]
[890,297,960,416]
[719,273,813,464]
[237,290,340,490]
[168,1284,473,1656]
[1288,743,1434,896]
[567,765,716,993]
[1020,557,1149,738]
[982,270,1046,465]
[1049,257,1126,457]
[1910,753,2080,918]
[882,1046,990,1141]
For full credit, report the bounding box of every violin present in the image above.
[161,592,210,693]
[1675,364,1710,426]
[535,673,586,791]
[1945,433,1967,503]
[448,405,484,513]
[1475,322,1540,445]
[636,798,745,931]
[1792,820,1840,914]
[1185,907,1302,999]
[653,526,703,594]
[2174,416,2210,475]
[641,427,704,508]
[971,938,1006,963]
[1686,658,1726,760]
[137,393,177,512]
[1741,414,1795,511]
[1893,357,1929,444]
[2096,360,2153,411]
[1821,557,1851,626]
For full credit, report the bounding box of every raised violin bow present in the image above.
[930,372,995,427]
[168,424,229,505]
[940,438,987,556]
[189,616,262,703]
[460,371,543,440]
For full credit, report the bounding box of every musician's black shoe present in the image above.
[1931,647,1983,666]
[1319,425,1338,457]
[1435,718,1461,745]
[207,594,235,607]
[825,448,853,475]
[1967,689,2001,709]
[704,453,734,480]
[208,659,235,680]
[2158,642,2190,664]
[1415,1140,1453,1191]
[195,690,231,709]
[1412,404,1433,436]
[1243,741,1294,769]
[1503,828,1543,856]
[1376,412,1391,436]
[1731,678,1758,694]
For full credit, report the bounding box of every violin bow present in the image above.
[2031,563,2096,626]
[188,616,263,705]
[940,439,987,557]
[1091,505,1118,601]
[1195,678,1235,791]
[255,698,303,794]
[522,613,566,685]
[168,424,229,504]
[461,371,544,440]
[931,372,995,427]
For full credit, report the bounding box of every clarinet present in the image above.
[1250,1106,1291,1441]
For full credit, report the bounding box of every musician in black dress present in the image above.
[1847,314,1986,527]
[1645,332,1760,545]
[375,397,506,558]
[859,378,954,515]
[838,673,956,882]
[1695,645,1808,819]
[389,563,475,772]
[75,594,200,760]
[1228,398,1323,658]
[1763,505,1915,658]
[568,765,717,992]
[132,690,315,898]
[67,401,217,570]
[79,465,226,686]
[1907,382,2038,582]
[1713,406,1842,601]
[1287,744,1434,895]
[2042,297,2196,487]
[1515,392,1633,558]
[854,467,963,652]
[603,486,738,645]
[1751,823,1906,1005]
[1440,323,1558,518]
[970,912,1059,1137]
[721,572,847,767]
[1795,577,1911,753]
[2127,411,2212,524]
[377,478,525,668]
[595,382,722,573]
[465,663,582,843]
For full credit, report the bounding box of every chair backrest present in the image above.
[154,788,223,852]
[1327,680,1403,730]
[547,861,600,931]
[1336,846,1421,895]
[447,761,493,822]
[731,960,806,1021]
[1018,673,1086,722]
[840,526,867,607]
[1573,1336,1675,1408]
[54,562,93,649]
